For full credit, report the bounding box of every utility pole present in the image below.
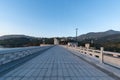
[76,28,78,42]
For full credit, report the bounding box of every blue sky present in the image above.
[0,0,120,37]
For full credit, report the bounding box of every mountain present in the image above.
[77,31,120,52]
[0,35,41,47]
[96,33,120,43]
[0,35,55,47]
[77,30,120,41]
[0,35,34,40]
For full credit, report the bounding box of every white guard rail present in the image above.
[0,46,51,65]
[63,45,120,68]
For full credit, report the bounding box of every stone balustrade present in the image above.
[63,45,120,68]
[0,46,51,65]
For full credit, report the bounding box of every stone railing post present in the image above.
[100,47,104,63]
[80,46,82,52]
[92,50,95,57]
[83,47,86,54]
[85,43,90,54]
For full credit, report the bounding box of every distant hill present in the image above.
[0,35,34,40]
[95,33,120,43]
[76,30,120,52]
[0,35,54,47]
[78,30,120,41]
[0,35,41,47]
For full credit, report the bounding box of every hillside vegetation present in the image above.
[1,30,120,53]
[78,30,120,52]
[0,35,54,48]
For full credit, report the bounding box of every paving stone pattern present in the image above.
[0,46,114,80]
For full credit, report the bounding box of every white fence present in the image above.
[64,45,120,68]
[0,46,50,65]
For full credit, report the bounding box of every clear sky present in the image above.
[0,0,120,37]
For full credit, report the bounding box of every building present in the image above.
[54,38,59,45]
[68,42,78,47]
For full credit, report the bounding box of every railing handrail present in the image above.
[0,47,41,55]
[103,51,120,55]
[64,45,120,68]
[79,46,120,56]
[0,46,51,65]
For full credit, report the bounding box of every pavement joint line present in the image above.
[0,46,54,77]
[1,46,118,80]
[65,47,120,80]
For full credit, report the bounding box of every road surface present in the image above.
[0,46,115,80]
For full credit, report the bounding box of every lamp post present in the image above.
[76,28,78,42]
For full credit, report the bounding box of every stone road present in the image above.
[0,46,115,80]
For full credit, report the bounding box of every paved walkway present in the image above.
[0,46,115,80]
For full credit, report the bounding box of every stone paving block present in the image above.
[0,46,115,80]
[36,77,43,80]
[13,77,22,80]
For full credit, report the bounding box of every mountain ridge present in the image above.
[77,30,120,41]
[0,29,120,41]
[0,35,35,40]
